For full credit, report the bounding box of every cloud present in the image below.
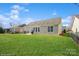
[0,4,30,28]
[12,5,20,9]
[21,18,35,25]
[0,15,10,23]
[10,5,29,19]
[10,5,29,25]
[25,18,36,24]
[11,9,19,15]
[52,10,57,16]
[10,14,19,20]
[12,5,24,11]
[10,5,20,19]
[25,9,29,12]
[21,17,41,25]
[62,16,72,26]
[52,12,57,16]
[9,5,30,26]
[0,5,22,28]
[0,14,11,28]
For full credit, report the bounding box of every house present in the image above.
[24,18,62,35]
[70,15,79,36]
[10,24,26,33]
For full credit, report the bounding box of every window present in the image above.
[38,27,40,32]
[36,27,37,32]
[34,27,40,32]
[33,28,35,31]
[51,26,53,32]
[48,26,50,32]
[48,26,53,32]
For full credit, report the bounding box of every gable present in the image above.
[72,16,79,33]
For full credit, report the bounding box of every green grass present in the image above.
[0,34,79,56]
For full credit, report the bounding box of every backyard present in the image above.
[0,34,79,56]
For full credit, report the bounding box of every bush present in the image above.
[63,29,66,33]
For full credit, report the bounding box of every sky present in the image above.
[0,3,79,28]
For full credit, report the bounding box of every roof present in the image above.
[74,15,79,18]
[71,14,79,24]
[70,14,79,30]
[72,14,79,18]
[27,18,61,27]
[18,24,26,27]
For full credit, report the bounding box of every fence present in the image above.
[70,33,79,44]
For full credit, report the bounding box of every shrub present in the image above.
[63,29,66,33]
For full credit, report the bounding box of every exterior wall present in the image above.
[10,25,61,35]
[33,26,47,34]
[26,25,59,34]
[53,25,59,34]
[24,26,34,33]
[58,24,62,34]
[71,17,79,34]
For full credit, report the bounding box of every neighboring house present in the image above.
[4,28,10,33]
[24,18,62,35]
[70,15,79,36]
[11,27,24,33]
[10,24,26,33]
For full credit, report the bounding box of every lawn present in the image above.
[0,34,79,56]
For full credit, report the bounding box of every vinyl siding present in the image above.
[72,17,79,33]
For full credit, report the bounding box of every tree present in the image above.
[0,27,4,33]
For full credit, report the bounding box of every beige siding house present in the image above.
[24,18,62,35]
[71,15,79,36]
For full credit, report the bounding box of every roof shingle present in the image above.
[27,18,61,27]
